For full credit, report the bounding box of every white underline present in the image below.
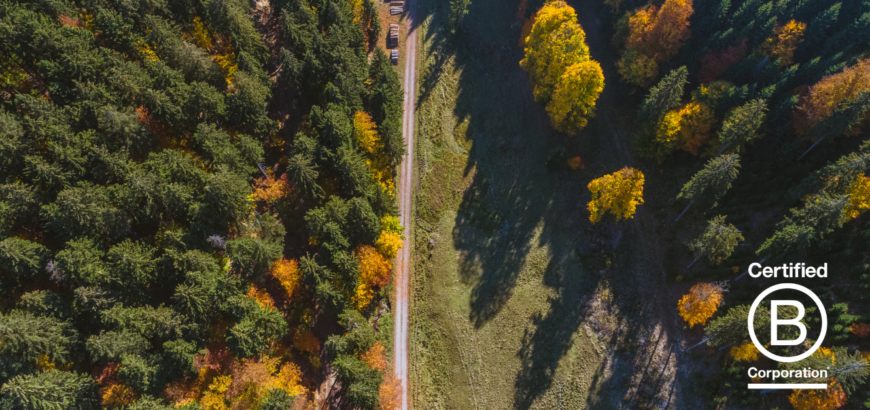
[748,384,827,389]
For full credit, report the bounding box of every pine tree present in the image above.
[714,99,767,156]
[448,0,472,33]
[638,66,688,124]
[791,150,870,200]
[0,310,78,383]
[0,238,49,280]
[703,304,771,348]
[675,154,740,221]
[0,370,100,410]
[687,215,743,267]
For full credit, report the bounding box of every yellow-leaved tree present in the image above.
[269,258,301,300]
[353,111,395,191]
[730,342,759,362]
[770,20,806,67]
[546,61,605,132]
[654,101,714,157]
[521,0,603,132]
[845,174,870,221]
[375,215,404,259]
[678,282,725,327]
[587,167,645,223]
[353,245,393,309]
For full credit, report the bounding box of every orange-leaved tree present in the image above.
[618,0,693,86]
[795,59,870,133]
[587,167,645,223]
[353,245,393,309]
[520,0,603,132]
[789,379,847,410]
[247,285,277,311]
[253,173,294,204]
[678,282,726,327]
[379,371,403,410]
[361,340,389,371]
[269,258,300,300]
[851,322,870,338]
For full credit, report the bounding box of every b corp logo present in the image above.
[748,283,827,363]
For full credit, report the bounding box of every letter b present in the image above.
[771,300,807,346]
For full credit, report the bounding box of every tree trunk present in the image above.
[798,136,827,160]
[684,337,710,353]
[715,143,730,157]
[675,202,693,222]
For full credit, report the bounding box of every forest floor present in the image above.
[407,0,707,408]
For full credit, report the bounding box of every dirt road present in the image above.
[393,0,418,409]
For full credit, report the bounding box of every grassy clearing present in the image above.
[406,0,709,408]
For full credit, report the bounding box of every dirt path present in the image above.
[393,0,418,408]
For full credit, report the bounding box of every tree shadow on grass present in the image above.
[414,0,694,407]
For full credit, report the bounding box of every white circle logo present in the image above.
[748,283,827,363]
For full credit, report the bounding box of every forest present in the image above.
[0,0,403,409]
[512,0,870,408]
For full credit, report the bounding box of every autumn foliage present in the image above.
[247,285,277,311]
[361,341,389,371]
[379,371,403,410]
[845,175,870,221]
[795,59,870,133]
[678,282,725,327]
[587,167,645,223]
[353,111,395,191]
[729,342,759,362]
[789,379,847,410]
[618,0,693,86]
[253,173,294,204]
[655,101,715,155]
[270,258,301,300]
[353,245,393,309]
[357,245,392,288]
[768,20,806,67]
[520,1,603,132]
[851,322,870,338]
[697,39,747,84]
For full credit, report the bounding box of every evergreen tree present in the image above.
[714,99,767,155]
[638,66,689,123]
[675,154,741,221]
[448,0,472,33]
[0,238,49,280]
[0,370,100,410]
[786,346,870,393]
[703,304,771,347]
[687,215,743,267]
[0,310,78,383]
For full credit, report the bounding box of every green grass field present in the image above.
[406,0,705,408]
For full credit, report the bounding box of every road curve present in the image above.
[393,0,417,409]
